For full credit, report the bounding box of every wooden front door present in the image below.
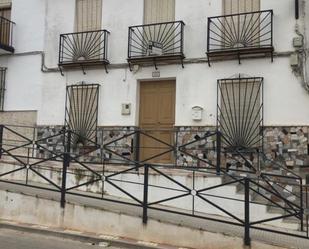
[139,80,176,164]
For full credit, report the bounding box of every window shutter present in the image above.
[144,0,175,24]
[0,0,11,9]
[223,0,260,15]
[0,4,11,46]
[75,0,102,32]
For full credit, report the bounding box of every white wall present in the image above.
[44,0,75,67]
[1,0,309,127]
[4,55,42,111]
[12,0,46,53]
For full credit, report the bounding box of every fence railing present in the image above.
[127,21,185,60]
[0,16,15,52]
[58,29,110,66]
[0,124,307,246]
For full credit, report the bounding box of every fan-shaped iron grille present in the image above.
[65,83,99,146]
[59,30,109,65]
[207,10,273,52]
[217,76,263,150]
[128,21,185,58]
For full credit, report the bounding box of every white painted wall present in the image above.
[0,0,309,127]
[43,0,75,67]
[4,55,42,111]
[11,0,46,53]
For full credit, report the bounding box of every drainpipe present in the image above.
[301,0,309,91]
[40,51,59,73]
[292,0,309,92]
[295,0,299,20]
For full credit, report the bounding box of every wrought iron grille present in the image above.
[217,76,263,151]
[0,68,6,111]
[64,83,99,147]
[59,30,110,66]
[207,10,273,63]
[127,21,185,61]
[0,16,15,52]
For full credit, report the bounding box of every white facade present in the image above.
[0,0,308,127]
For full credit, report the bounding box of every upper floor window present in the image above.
[0,0,11,46]
[223,0,260,15]
[0,0,11,18]
[144,0,175,24]
[75,0,102,32]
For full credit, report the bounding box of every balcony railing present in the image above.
[0,16,15,53]
[58,30,110,71]
[207,10,273,65]
[127,21,185,68]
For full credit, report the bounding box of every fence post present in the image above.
[300,178,304,231]
[142,164,149,224]
[135,129,140,167]
[60,130,71,208]
[216,131,221,175]
[0,125,3,159]
[244,177,251,246]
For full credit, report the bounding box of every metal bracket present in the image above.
[153,59,158,70]
[181,58,184,69]
[206,54,211,67]
[80,64,86,75]
[59,66,64,76]
[238,53,241,65]
[104,64,109,74]
[128,62,133,72]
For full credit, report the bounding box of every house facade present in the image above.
[0,0,309,169]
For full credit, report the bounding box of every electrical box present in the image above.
[191,106,203,121]
[293,37,303,48]
[290,53,299,67]
[121,103,131,115]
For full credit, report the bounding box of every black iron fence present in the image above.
[0,124,307,246]
[207,10,274,64]
[0,16,15,52]
[127,21,185,61]
[58,29,110,66]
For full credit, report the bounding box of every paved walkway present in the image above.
[0,181,308,249]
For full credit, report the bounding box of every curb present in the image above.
[0,221,179,249]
